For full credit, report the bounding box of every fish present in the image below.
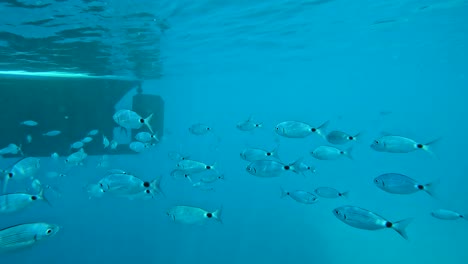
[42,130,61,137]
[168,152,190,161]
[113,109,154,133]
[0,144,23,156]
[87,129,99,136]
[81,137,93,143]
[245,160,298,177]
[135,132,159,143]
[200,172,224,183]
[311,146,353,160]
[326,131,361,145]
[51,152,59,160]
[281,188,318,204]
[431,209,467,221]
[97,173,162,197]
[0,222,60,252]
[65,148,87,166]
[275,120,329,138]
[26,135,32,144]
[374,173,437,196]
[188,123,212,135]
[20,120,38,127]
[45,171,67,179]
[314,187,348,199]
[70,141,84,150]
[2,157,40,193]
[291,158,315,175]
[240,147,279,162]
[0,189,50,214]
[332,206,412,240]
[167,205,222,225]
[170,169,192,182]
[370,135,439,156]
[129,141,151,153]
[110,140,118,150]
[103,135,110,149]
[192,181,216,192]
[176,159,216,174]
[236,116,262,131]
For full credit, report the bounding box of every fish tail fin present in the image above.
[317,120,330,138]
[144,113,154,134]
[421,138,441,158]
[289,158,303,174]
[345,146,354,160]
[423,179,440,198]
[151,176,165,197]
[213,207,223,223]
[280,187,288,198]
[340,191,350,198]
[38,188,53,207]
[462,214,468,221]
[392,218,413,240]
[271,146,281,160]
[353,132,363,142]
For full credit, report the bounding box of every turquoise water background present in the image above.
[1,0,468,263]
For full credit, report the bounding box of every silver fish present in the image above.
[275,120,329,138]
[176,159,216,174]
[0,189,49,214]
[281,188,318,204]
[431,209,467,221]
[292,158,315,175]
[51,152,59,160]
[129,141,150,153]
[42,130,61,137]
[311,146,352,160]
[168,151,190,161]
[113,109,154,133]
[70,141,84,150]
[103,135,110,149]
[315,187,348,199]
[65,148,87,165]
[240,147,279,162]
[370,135,439,156]
[333,206,412,240]
[200,172,224,183]
[97,174,162,197]
[87,129,99,136]
[0,144,22,156]
[246,160,298,178]
[170,169,192,182]
[2,157,41,193]
[374,173,436,196]
[167,205,222,225]
[326,131,360,145]
[236,116,262,131]
[20,120,38,127]
[0,222,59,252]
[81,137,93,143]
[135,132,159,143]
[188,123,212,135]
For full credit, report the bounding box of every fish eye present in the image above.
[275,127,279,130]
[46,229,52,235]
[334,210,339,215]
[374,140,379,144]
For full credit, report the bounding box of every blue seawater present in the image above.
[1,0,468,263]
